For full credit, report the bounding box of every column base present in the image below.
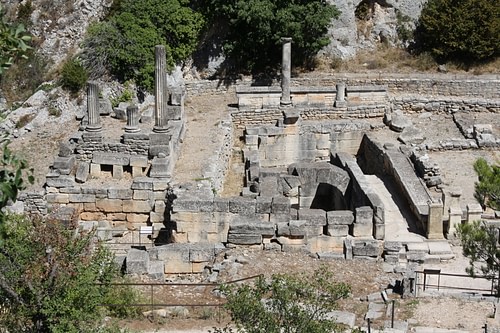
[85,125,103,132]
[153,125,169,133]
[125,126,141,133]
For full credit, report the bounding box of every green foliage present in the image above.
[217,267,350,333]
[60,58,88,95]
[0,138,33,221]
[110,83,134,107]
[456,220,500,294]
[0,215,139,332]
[414,0,499,63]
[198,0,340,72]
[81,0,204,91]
[473,158,500,210]
[0,5,32,75]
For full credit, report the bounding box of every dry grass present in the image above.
[313,46,499,75]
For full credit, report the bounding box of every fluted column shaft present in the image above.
[154,45,168,132]
[86,81,101,132]
[281,37,292,105]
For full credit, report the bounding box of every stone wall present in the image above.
[391,95,500,113]
[185,74,499,99]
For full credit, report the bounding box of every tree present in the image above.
[0,214,139,332]
[198,0,340,73]
[413,0,499,63]
[81,0,204,91]
[456,220,500,295]
[473,158,500,211]
[0,5,32,75]
[215,267,350,333]
[0,137,33,222]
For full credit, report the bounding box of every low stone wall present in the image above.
[45,177,169,231]
[333,152,385,240]
[391,95,500,113]
[357,135,433,229]
[291,73,500,99]
[244,120,372,168]
[185,74,499,99]
[169,188,382,260]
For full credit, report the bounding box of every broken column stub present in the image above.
[85,81,102,132]
[427,200,444,239]
[280,37,292,105]
[153,45,169,133]
[334,83,346,107]
[125,105,140,133]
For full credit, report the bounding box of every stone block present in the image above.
[307,235,344,253]
[129,156,148,168]
[80,212,106,221]
[112,165,124,179]
[256,196,272,214]
[149,145,171,157]
[327,210,354,225]
[53,156,75,171]
[92,152,130,166]
[75,162,89,183]
[352,222,373,237]
[148,261,165,280]
[227,233,262,245]
[190,245,216,262]
[213,197,229,212]
[123,200,153,213]
[132,190,150,200]
[96,199,123,213]
[154,201,166,214]
[107,213,127,221]
[68,193,95,203]
[153,179,169,191]
[149,133,171,146]
[374,223,385,240]
[46,193,69,204]
[298,208,327,226]
[45,175,76,188]
[126,248,149,274]
[269,213,290,223]
[126,213,149,223]
[229,197,255,215]
[229,221,275,236]
[131,177,154,190]
[271,196,290,214]
[355,206,373,224]
[277,220,306,237]
[108,188,133,199]
[352,239,380,257]
[149,157,170,178]
[149,212,164,223]
[467,203,482,223]
[58,142,74,157]
[174,197,214,212]
[327,224,349,237]
[90,163,100,177]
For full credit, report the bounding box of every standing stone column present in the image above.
[86,81,102,132]
[153,45,168,133]
[335,83,347,107]
[281,37,292,105]
[125,105,140,133]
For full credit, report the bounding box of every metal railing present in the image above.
[98,274,263,321]
[415,269,497,296]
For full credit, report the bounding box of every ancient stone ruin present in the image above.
[17,41,500,280]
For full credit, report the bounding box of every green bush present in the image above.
[60,58,88,94]
[0,5,31,75]
[216,267,350,333]
[199,0,340,73]
[473,158,500,210]
[81,0,204,92]
[0,215,140,332]
[414,0,499,63]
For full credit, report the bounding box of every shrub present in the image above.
[413,0,499,63]
[196,0,340,73]
[81,0,204,92]
[473,158,500,210]
[60,57,88,95]
[217,267,351,333]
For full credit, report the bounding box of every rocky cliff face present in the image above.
[4,0,427,71]
[324,0,427,59]
[4,0,112,67]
